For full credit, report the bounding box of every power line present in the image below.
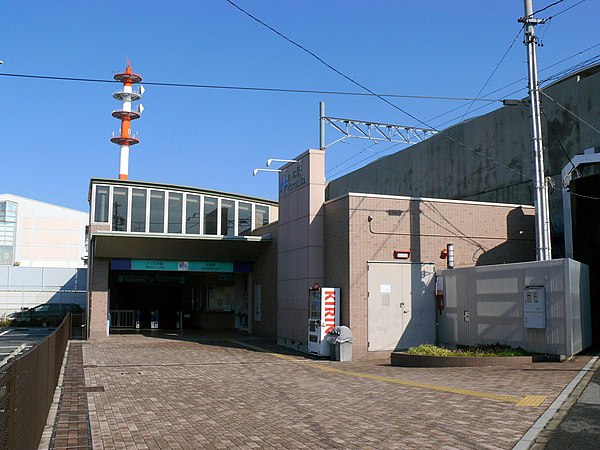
[426,43,600,125]
[225,0,532,182]
[567,190,600,200]
[429,53,600,128]
[540,90,600,136]
[548,0,587,19]
[325,141,379,177]
[433,86,526,129]
[531,0,565,17]
[541,108,579,175]
[0,72,502,103]
[458,25,524,123]
[327,142,403,179]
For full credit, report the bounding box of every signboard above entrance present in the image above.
[111,259,252,273]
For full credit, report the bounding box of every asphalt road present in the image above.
[544,359,600,449]
[0,327,55,363]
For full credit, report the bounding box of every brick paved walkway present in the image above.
[49,342,93,449]
[45,332,590,449]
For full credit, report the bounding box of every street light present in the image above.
[266,158,297,167]
[253,168,281,176]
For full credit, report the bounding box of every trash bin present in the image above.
[326,326,353,361]
[324,331,339,360]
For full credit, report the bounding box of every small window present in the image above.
[238,202,252,235]
[112,187,128,231]
[168,192,183,234]
[131,189,147,232]
[149,190,165,233]
[255,205,269,228]
[221,199,235,236]
[207,286,235,312]
[204,197,217,235]
[94,186,110,223]
[186,195,201,234]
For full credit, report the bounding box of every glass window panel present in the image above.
[186,195,201,234]
[0,245,13,265]
[149,190,165,233]
[238,202,252,236]
[168,192,183,234]
[203,197,217,235]
[221,199,235,236]
[112,187,128,231]
[255,205,270,228]
[131,189,147,232]
[94,186,110,222]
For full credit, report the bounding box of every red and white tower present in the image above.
[111,64,144,180]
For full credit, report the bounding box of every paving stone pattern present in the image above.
[49,342,93,449]
[52,333,589,449]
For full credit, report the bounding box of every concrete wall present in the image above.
[277,149,326,351]
[326,66,600,254]
[324,193,536,359]
[0,266,87,316]
[438,258,592,356]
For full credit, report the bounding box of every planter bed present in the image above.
[390,352,533,367]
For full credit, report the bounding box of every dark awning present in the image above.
[91,232,272,262]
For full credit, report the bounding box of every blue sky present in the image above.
[1,1,598,211]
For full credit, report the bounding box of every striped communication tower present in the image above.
[111,64,144,180]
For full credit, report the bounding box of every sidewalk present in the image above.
[530,354,600,449]
[39,332,595,449]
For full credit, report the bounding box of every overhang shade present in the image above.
[91,232,272,262]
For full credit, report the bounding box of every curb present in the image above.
[512,355,599,450]
[391,352,533,367]
[37,341,70,450]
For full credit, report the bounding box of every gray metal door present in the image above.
[367,262,412,351]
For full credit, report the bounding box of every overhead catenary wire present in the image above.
[0,72,503,103]
[428,46,600,126]
[530,0,565,17]
[547,0,587,19]
[458,25,525,123]
[327,142,403,179]
[225,0,532,182]
[540,108,580,176]
[430,52,600,128]
[539,90,600,136]
[325,141,379,176]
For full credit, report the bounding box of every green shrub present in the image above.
[406,343,531,357]
[0,314,13,328]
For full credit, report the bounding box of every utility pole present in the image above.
[320,101,326,150]
[519,0,552,261]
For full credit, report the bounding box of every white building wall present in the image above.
[438,258,592,356]
[0,194,88,268]
[0,266,87,316]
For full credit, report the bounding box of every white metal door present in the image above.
[367,262,412,351]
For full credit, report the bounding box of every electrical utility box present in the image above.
[524,286,546,329]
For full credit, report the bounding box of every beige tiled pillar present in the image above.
[277,149,325,351]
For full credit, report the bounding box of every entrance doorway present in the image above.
[572,174,600,347]
[108,270,248,332]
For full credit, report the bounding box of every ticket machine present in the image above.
[308,286,340,356]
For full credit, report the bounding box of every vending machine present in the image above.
[308,286,340,356]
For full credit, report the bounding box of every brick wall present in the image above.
[325,193,535,359]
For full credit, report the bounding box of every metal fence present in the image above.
[0,313,80,450]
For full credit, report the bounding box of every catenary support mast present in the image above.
[519,0,552,261]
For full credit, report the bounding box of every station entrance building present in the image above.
[86,179,277,339]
